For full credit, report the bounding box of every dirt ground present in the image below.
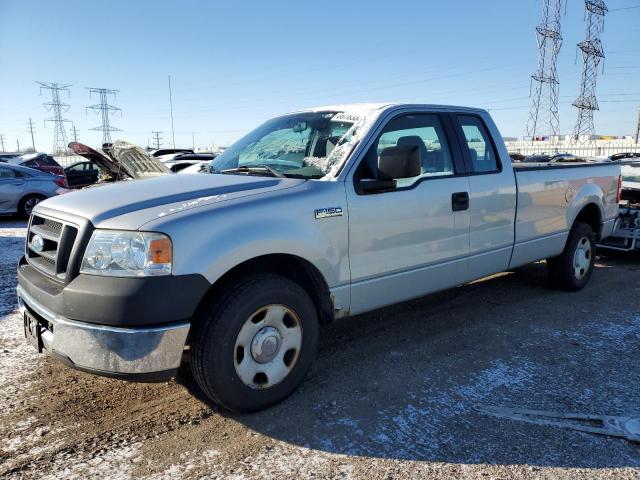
[1,217,639,479]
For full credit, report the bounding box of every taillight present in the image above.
[616,175,622,203]
[54,176,68,188]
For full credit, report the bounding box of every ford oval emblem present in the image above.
[31,234,45,253]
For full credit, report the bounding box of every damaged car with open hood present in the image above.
[68,140,170,186]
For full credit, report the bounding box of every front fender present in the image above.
[144,181,350,307]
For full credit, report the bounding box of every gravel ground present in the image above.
[1,217,639,479]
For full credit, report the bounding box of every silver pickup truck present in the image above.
[17,103,621,412]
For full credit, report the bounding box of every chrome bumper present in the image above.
[16,285,190,378]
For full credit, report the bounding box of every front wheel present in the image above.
[18,194,45,218]
[547,222,596,291]
[190,274,319,412]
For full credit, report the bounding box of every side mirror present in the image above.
[378,145,421,179]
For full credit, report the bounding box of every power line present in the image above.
[152,131,163,150]
[86,87,121,145]
[37,81,72,154]
[71,125,80,143]
[573,0,608,140]
[27,118,36,151]
[527,0,564,140]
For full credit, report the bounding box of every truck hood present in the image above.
[36,173,304,228]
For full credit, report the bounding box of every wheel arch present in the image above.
[192,253,335,329]
[572,202,603,239]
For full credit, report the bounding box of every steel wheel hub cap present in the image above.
[234,304,302,389]
[573,236,592,280]
[251,327,282,363]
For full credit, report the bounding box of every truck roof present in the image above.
[292,102,487,115]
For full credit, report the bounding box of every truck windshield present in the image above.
[209,111,358,179]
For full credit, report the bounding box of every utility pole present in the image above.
[86,87,121,145]
[71,125,80,143]
[573,0,608,141]
[0,134,5,152]
[16,139,20,152]
[37,81,72,154]
[527,0,564,141]
[152,131,163,150]
[192,132,195,150]
[635,107,640,144]
[168,75,176,149]
[27,118,36,151]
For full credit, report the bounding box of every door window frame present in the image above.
[352,110,468,195]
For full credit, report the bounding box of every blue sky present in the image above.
[0,0,639,153]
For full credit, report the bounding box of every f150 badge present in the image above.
[315,207,343,219]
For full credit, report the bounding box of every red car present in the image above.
[6,153,66,176]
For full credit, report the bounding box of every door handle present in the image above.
[452,192,469,211]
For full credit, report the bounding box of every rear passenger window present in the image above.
[0,166,17,178]
[367,114,454,188]
[457,115,499,173]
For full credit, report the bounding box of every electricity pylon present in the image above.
[527,0,564,141]
[37,81,72,154]
[86,88,121,144]
[573,0,607,141]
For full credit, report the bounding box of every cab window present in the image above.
[457,115,499,173]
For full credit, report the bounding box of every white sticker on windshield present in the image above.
[331,113,362,123]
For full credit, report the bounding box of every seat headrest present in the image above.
[469,148,478,163]
[396,136,427,149]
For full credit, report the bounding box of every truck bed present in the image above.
[509,161,620,268]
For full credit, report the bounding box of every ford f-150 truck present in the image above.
[17,104,621,412]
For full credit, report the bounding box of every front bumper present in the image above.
[17,284,190,381]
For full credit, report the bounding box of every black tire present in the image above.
[190,273,319,412]
[547,222,596,291]
[17,194,45,218]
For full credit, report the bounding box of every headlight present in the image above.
[80,230,172,277]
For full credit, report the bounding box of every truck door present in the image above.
[346,112,470,315]
[452,114,517,281]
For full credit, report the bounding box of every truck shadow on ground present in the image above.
[184,259,640,468]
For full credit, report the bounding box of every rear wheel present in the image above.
[190,274,319,412]
[17,194,45,218]
[547,222,596,291]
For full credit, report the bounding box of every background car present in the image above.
[523,152,578,163]
[160,152,217,172]
[6,152,65,176]
[176,160,211,174]
[0,163,69,217]
[150,148,194,157]
[64,161,100,188]
[0,153,20,162]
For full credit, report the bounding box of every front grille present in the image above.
[26,214,79,281]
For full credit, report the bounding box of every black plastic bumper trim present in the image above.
[17,257,211,327]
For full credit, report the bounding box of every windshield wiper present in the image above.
[221,164,285,178]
